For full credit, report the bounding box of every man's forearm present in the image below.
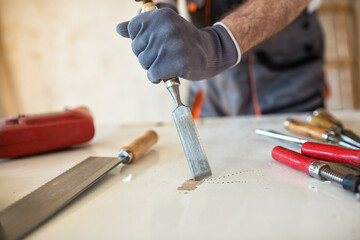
[221,0,311,54]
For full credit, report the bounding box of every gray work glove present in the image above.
[155,2,178,13]
[116,8,240,83]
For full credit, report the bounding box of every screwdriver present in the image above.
[307,109,360,148]
[256,129,360,168]
[283,118,359,149]
[272,146,360,194]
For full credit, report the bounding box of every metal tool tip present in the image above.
[193,170,212,181]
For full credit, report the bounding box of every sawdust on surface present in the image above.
[177,179,204,191]
[177,169,267,192]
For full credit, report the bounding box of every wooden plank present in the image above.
[0,16,19,117]
[319,0,358,110]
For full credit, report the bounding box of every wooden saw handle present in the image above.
[283,118,326,141]
[121,130,158,163]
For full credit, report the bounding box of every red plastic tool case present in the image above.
[0,106,95,159]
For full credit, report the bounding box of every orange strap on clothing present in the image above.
[322,71,330,99]
[248,54,262,116]
[192,89,205,119]
[205,0,211,26]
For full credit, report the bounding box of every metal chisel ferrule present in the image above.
[164,78,183,108]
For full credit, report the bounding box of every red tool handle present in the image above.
[301,142,360,167]
[272,146,315,174]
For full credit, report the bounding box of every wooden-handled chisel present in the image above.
[307,109,360,148]
[307,108,343,129]
[0,130,158,240]
[283,118,360,149]
[135,0,212,180]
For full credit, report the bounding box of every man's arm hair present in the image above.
[221,0,312,54]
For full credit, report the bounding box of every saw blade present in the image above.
[0,157,121,240]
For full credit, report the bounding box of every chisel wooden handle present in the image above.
[301,142,360,167]
[283,118,326,141]
[136,0,157,12]
[121,130,158,163]
[136,0,175,84]
[308,109,343,129]
[307,114,335,130]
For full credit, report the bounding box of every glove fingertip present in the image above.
[147,72,161,84]
[116,21,130,38]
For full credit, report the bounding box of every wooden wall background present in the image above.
[0,14,18,117]
[0,0,359,124]
[0,0,187,124]
[319,0,360,110]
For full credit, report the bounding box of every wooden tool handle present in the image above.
[136,1,177,83]
[283,118,326,141]
[307,114,335,130]
[135,0,154,3]
[312,109,343,128]
[138,0,157,12]
[122,130,158,163]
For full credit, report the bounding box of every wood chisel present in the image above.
[256,129,360,168]
[135,0,212,180]
[272,146,360,196]
[283,118,360,149]
[307,108,360,148]
[0,130,158,240]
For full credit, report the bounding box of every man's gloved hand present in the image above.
[116,8,240,83]
[155,2,178,13]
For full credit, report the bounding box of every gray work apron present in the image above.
[186,0,325,116]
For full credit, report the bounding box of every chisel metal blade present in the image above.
[165,78,211,180]
[173,106,211,180]
[340,129,360,148]
[328,135,360,150]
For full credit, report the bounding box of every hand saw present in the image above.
[0,130,158,240]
